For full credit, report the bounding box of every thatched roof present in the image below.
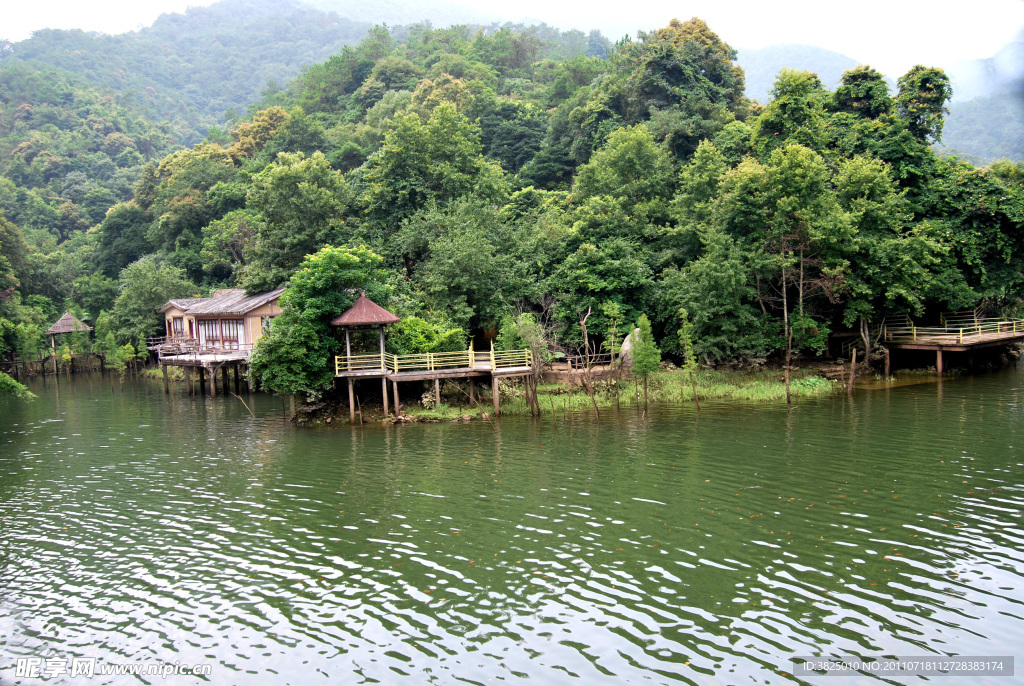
[331,293,400,327]
[46,312,92,335]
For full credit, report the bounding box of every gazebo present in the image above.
[331,292,400,419]
[45,312,92,374]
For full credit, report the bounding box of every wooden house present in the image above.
[158,287,284,351]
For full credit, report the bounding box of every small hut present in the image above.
[45,312,92,374]
[331,293,400,419]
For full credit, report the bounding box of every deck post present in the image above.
[382,377,389,416]
[209,366,217,398]
[491,375,500,416]
[233,365,240,394]
[434,378,441,407]
[198,366,206,395]
[348,379,355,423]
[221,366,229,395]
[936,350,943,376]
[392,380,400,413]
[162,364,169,393]
[469,378,475,403]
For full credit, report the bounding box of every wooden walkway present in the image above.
[335,347,534,417]
[883,319,1024,373]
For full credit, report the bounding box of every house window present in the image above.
[172,317,184,336]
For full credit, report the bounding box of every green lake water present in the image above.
[2,370,1023,684]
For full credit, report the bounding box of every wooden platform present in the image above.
[148,337,252,397]
[335,348,534,418]
[883,319,1024,373]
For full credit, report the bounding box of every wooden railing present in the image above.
[335,344,533,375]
[883,319,1024,344]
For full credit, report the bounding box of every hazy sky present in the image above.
[5,0,1024,77]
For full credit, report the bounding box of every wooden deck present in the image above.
[882,319,1024,374]
[147,337,253,397]
[883,320,1024,351]
[335,347,534,418]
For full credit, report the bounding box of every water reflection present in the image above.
[1,371,1022,684]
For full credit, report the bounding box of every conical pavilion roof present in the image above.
[330,293,400,327]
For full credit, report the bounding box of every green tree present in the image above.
[0,372,35,400]
[243,151,351,292]
[360,103,505,228]
[629,313,660,412]
[896,65,952,143]
[248,245,386,397]
[110,256,197,345]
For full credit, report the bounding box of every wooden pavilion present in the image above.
[45,312,92,374]
[331,292,400,420]
[332,294,535,420]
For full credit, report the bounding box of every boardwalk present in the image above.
[335,346,534,417]
[883,319,1024,373]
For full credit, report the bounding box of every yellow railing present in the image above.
[335,343,533,375]
[335,353,387,374]
[491,348,534,369]
[883,319,1024,343]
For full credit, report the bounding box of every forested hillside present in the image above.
[2,16,1022,400]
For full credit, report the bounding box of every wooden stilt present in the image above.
[348,379,355,423]
[392,380,400,413]
[233,365,240,394]
[210,366,217,398]
[162,365,169,393]
[382,377,389,415]
[936,349,944,375]
[492,375,500,416]
[884,348,890,377]
[198,367,206,395]
[222,366,229,395]
[434,378,441,407]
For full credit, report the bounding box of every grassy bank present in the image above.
[388,367,839,423]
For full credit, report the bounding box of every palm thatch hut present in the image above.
[45,312,92,374]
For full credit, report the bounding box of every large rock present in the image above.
[617,327,640,369]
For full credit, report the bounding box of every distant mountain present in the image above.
[945,41,1024,102]
[940,91,1024,164]
[304,0,497,27]
[736,44,860,103]
[1,0,372,144]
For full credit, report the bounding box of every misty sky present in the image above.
[5,0,1024,77]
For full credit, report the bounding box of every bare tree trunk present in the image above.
[781,253,791,405]
[860,317,872,363]
[579,307,600,421]
[848,349,857,394]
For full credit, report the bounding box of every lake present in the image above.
[1,370,1022,684]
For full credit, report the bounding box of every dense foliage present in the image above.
[2,12,1023,398]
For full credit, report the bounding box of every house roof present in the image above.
[46,312,92,335]
[184,287,286,316]
[330,293,400,327]
[158,287,285,317]
[159,297,207,314]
